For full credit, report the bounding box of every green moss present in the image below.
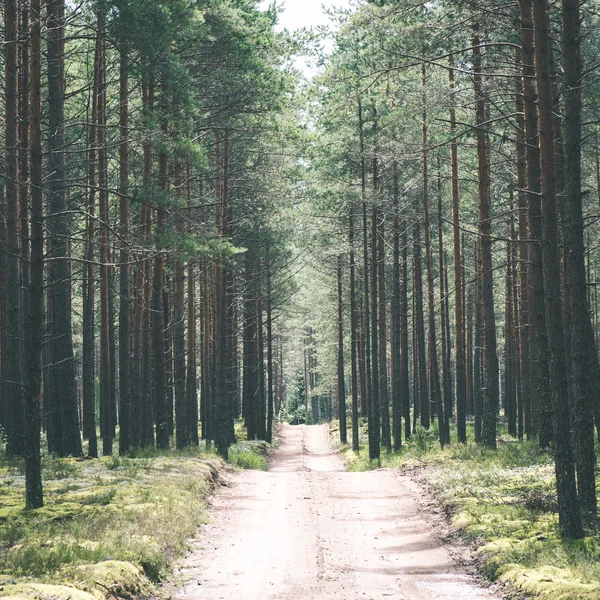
[0,582,99,600]
[0,451,222,596]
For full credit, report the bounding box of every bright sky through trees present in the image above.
[263,0,352,77]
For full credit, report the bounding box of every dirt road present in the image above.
[174,424,500,600]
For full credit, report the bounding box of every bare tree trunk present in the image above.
[370,144,381,460]
[422,64,446,446]
[414,223,429,429]
[337,254,347,444]
[186,168,198,446]
[19,0,30,434]
[392,162,402,450]
[377,200,391,450]
[267,246,275,443]
[515,49,529,441]
[174,167,187,450]
[83,28,99,457]
[97,13,112,456]
[474,241,483,443]
[358,98,371,421]
[401,223,411,440]
[562,0,598,515]
[449,67,466,443]
[25,0,44,508]
[118,50,131,455]
[519,0,551,442]
[4,0,25,456]
[153,79,169,450]
[531,0,583,538]
[438,166,452,442]
[47,0,82,457]
[473,25,499,448]
[350,208,360,451]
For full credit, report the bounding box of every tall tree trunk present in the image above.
[474,241,483,443]
[531,0,584,538]
[414,223,429,429]
[401,223,411,440]
[422,64,446,446]
[392,162,402,450]
[25,0,43,508]
[118,50,131,455]
[350,208,360,451]
[439,182,452,443]
[257,289,266,439]
[174,167,187,450]
[358,98,371,421]
[4,0,25,457]
[337,254,347,444]
[153,79,169,450]
[97,13,112,456]
[244,250,258,440]
[266,246,275,443]
[519,0,552,443]
[562,0,598,515]
[186,169,199,446]
[376,159,391,450]
[370,197,381,457]
[505,218,516,436]
[47,0,82,457]
[214,135,230,456]
[450,65,466,443]
[83,29,99,457]
[19,0,30,434]
[515,48,529,441]
[473,25,499,449]
[164,275,174,436]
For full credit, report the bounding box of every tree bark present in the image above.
[83,28,99,457]
[350,208,360,451]
[562,0,598,515]
[473,25,499,449]
[449,66,466,443]
[4,0,25,457]
[531,0,584,538]
[414,223,429,429]
[25,0,44,508]
[118,50,131,455]
[337,254,347,444]
[422,64,445,446]
[46,0,82,457]
[392,162,402,450]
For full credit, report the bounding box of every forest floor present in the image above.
[166,423,499,600]
[0,437,267,600]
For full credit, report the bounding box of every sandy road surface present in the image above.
[173,424,500,600]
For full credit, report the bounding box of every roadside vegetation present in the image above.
[332,420,600,600]
[0,428,270,600]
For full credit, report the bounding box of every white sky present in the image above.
[270,0,351,31]
[262,0,353,77]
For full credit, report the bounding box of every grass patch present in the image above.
[227,440,269,471]
[0,446,222,600]
[332,418,600,599]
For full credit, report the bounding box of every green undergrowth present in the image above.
[0,446,222,600]
[228,421,271,471]
[227,443,268,470]
[332,419,600,599]
[0,423,272,600]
